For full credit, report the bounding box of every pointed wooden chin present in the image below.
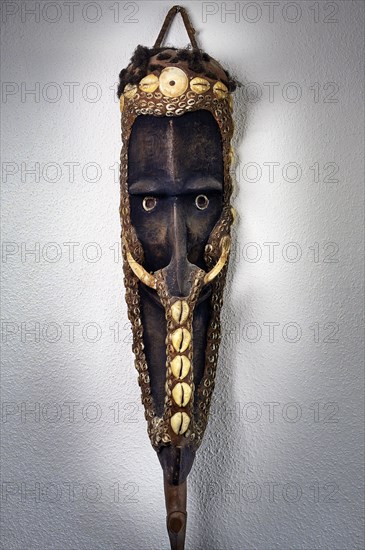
[164,476,188,550]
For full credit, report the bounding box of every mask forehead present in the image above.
[128,111,224,194]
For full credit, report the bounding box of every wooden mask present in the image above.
[118,6,236,549]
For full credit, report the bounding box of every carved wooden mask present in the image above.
[117,6,236,549]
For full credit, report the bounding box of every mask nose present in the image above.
[162,200,197,297]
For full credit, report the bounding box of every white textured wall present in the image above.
[1,1,364,549]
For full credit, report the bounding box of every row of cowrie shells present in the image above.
[169,299,193,436]
[120,67,228,111]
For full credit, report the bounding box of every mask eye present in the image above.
[142,196,157,212]
[195,194,209,210]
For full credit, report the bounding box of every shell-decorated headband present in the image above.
[117,7,237,139]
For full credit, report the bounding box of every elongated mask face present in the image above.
[127,111,228,479]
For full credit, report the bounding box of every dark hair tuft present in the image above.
[188,60,204,73]
[130,45,150,67]
[157,52,171,60]
[119,68,127,80]
[176,50,190,61]
[192,50,203,63]
[224,70,238,92]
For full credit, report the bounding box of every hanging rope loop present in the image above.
[154,5,199,50]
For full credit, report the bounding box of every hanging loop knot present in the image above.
[154,5,199,50]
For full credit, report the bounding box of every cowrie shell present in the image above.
[170,412,190,435]
[170,355,191,379]
[171,300,189,325]
[190,77,210,94]
[139,74,159,93]
[172,383,192,407]
[213,81,228,99]
[171,328,191,353]
[124,83,137,99]
[159,67,188,98]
